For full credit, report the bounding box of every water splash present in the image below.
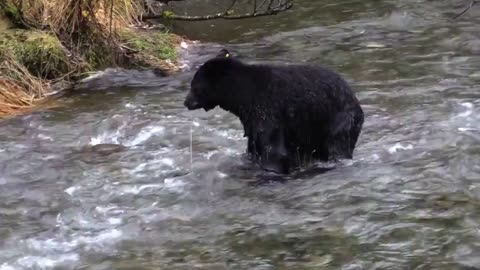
[388,143,414,154]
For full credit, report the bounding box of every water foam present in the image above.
[457,102,473,118]
[25,228,123,254]
[119,178,186,195]
[0,264,16,270]
[127,126,165,146]
[120,184,164,195]
[388,143,414,154]
[89,131,122,145]
[12,254,79,270]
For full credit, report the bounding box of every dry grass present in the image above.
[16,0,144,29]
[0,54,53,117]
[0,0,180,118]
[95,0,144,28]
[17,0,144,37]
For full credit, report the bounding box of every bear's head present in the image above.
[184,49,244,112]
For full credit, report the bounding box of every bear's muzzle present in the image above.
[184,93,201,110]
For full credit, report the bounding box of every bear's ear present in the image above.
[216,48,231,59]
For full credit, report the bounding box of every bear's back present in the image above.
[250,63,358,115]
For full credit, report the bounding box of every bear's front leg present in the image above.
[258,127,290,174]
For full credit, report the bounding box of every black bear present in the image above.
[184,49,364,174]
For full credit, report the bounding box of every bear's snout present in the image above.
[184,93,201,110]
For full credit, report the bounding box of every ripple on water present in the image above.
[0,225,123,269]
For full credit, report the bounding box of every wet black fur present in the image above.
[184,49,364,174]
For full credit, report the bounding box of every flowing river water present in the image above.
[1,0,480,269]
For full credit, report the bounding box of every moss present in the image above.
[120,29,178,68]
[0,1,24,28]
[0,30,72,79]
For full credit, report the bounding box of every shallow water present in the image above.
[1,0,480,269]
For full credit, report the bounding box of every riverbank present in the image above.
[0,0,184,118]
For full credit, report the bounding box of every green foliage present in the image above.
[0,30,72,79]
[163,10,175,19]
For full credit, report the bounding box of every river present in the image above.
[1,0,480,269]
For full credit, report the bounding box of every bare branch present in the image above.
[226,0,237,14]
[258,0,270,9]
[155,0,184,3]
[267,0,274,10]
[453,0,479,19]
[141,0,293,21]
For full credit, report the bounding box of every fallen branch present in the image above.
[142,0,293,21]
[453,0,479,19]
